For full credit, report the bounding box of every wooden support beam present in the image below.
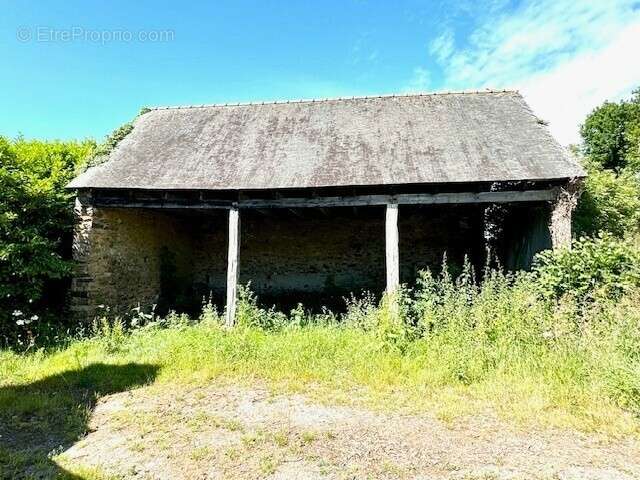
[385,203,400,292]
[90,189,558,210]
[225,206,240,327]
[239,190,559,209]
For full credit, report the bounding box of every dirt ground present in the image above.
[61,384,640,480]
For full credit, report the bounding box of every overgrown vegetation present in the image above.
[0,137,94,347]
[86,107,150,168]
[2,262,640,448]
[534,234,640,302]
[0,110,150,348]
[574,88,640,238]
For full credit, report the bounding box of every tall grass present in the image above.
[1,266,640,436]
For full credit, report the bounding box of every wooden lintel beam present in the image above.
[237,189,558,208]
[89,188,558,210]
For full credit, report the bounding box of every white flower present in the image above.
[30,315,39,321]
[12,310,23,317]
[16,319,25,326]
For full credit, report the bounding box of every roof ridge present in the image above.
[148,89,519,111]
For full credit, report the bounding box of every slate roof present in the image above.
[68,90,585,191]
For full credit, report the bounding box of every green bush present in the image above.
[533,234,640,302]
[0,136,94,347]
[575,88,640,239]
[573,163,640,238]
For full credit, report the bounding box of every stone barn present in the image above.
[67,90,585,323]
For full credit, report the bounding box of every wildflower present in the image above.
[12,310,23,317]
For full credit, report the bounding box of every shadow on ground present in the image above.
[0,362,159,479]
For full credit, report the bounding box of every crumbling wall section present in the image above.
[550,179,582,249]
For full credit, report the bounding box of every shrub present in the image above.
[533,234,640,302]
[573,164,640,238]
[0,136,94,347]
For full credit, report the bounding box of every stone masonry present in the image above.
[70,203,487,321]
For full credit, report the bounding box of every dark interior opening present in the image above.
[154,204,487,315]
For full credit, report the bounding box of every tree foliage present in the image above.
[0,137,94,346]
[86,107,150,168]
[575,88,640,238]
[580,89,640,172]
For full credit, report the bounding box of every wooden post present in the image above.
[225,206,240,327]
[385,203,400,292]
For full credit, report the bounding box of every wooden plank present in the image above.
[385,203,400,292]
[225,207,240,327]
[240,189,558,208]
[90,188,558,210]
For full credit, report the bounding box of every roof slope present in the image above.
[68,91,585,191]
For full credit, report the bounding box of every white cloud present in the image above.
[428,0,640,145]
[428,29,454,63]
[521,22,640,145]
[403,67,431,92]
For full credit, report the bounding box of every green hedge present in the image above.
[0,137,94,347]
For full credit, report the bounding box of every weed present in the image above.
[272,429,290,447]
[190,446,213,461]
[300,431,318,445]
[259,453,279,475]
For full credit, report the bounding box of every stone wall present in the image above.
[190,205,485,309]
[70,202,489,319]
[70,202,193,320]
[550,180,582,249]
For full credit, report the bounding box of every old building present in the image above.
[67,91,585,323]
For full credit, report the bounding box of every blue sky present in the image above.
[2,0,639,144]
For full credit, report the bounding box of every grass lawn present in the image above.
[1,313,640,478]
[3,268,640,478]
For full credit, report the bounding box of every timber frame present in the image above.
[74,179,577,325]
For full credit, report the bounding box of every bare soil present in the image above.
[62,384,640,479]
